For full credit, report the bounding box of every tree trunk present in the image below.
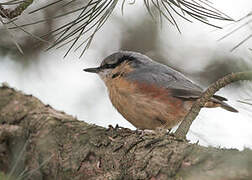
[0,84,251,180]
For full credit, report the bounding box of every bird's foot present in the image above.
[153,127,170,137]
[135,129,156,137]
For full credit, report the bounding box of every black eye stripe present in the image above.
[101,55,136,69]
[102,64,115,69]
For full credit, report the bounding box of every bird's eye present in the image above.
[102,63,115,69]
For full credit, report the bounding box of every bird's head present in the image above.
[84,51,152,82]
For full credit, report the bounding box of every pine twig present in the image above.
[174,71,252,139]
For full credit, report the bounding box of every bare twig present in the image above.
[237,100,252,106]
[174,71,252,139]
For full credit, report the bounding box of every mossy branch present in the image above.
[175,71,252,139]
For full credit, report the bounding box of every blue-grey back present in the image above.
[126,60,203,93]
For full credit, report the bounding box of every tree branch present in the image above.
[1,83,252,179]
[175,71,252,139]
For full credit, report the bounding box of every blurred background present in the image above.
[0,0,251,150]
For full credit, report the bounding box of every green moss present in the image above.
[0,172,6,179]
[0,172,17,180]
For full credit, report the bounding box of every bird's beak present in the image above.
[83,67,100,73]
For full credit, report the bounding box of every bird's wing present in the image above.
[126,63,238,112]
[126,63,204,99]
[169,88,228,102]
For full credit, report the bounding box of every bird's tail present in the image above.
[219,101,238,112]
[205,95,238,113]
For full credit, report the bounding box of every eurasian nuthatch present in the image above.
[84,51,238,130]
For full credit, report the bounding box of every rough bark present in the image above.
[0,84,252,180]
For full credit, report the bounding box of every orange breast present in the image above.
[105,76,193,130]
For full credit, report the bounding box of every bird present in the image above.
[84,51,238,130]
